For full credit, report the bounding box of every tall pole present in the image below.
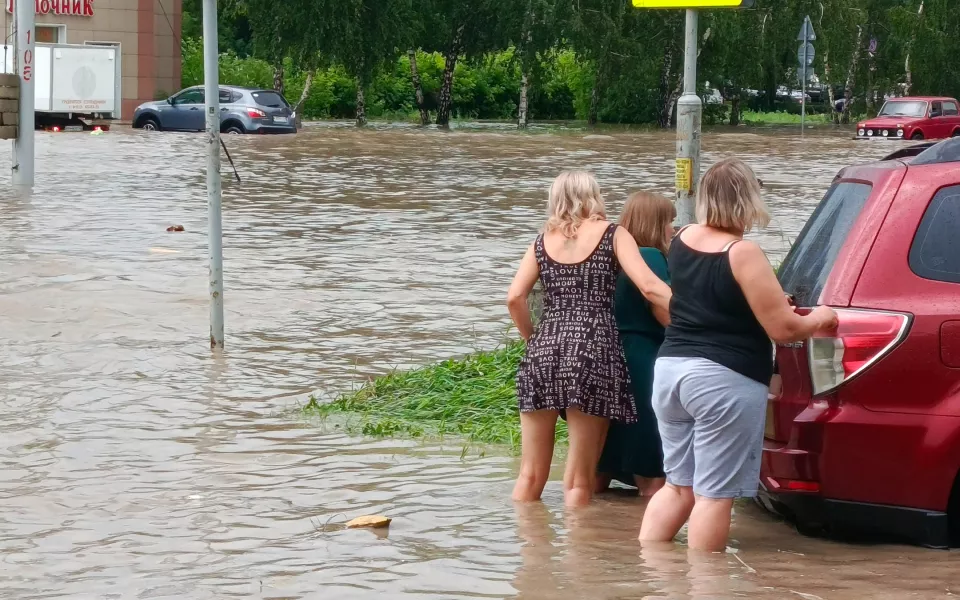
[203,0,224,350]
[801,44,808,137]
[675,9,701,226]
[12,0,35,188]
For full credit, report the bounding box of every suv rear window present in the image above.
[909,185,960,284]
[778,182,873,306]
[251,91,288,108]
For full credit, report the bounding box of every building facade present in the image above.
[4,0,182,118]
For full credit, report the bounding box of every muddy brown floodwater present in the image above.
[1,123,957,599]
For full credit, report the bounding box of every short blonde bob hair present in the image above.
[619,191,676,255]
[545,170,607,238]
[696,157,770,233]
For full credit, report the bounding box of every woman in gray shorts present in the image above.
[638,158,838,552]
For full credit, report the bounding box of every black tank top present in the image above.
[658,231,774,384]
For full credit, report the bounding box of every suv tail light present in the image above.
[809,308,911,396]
[247,108,267,118]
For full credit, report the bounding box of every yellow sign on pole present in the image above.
[676,158,693,193]
[632,0,754,7]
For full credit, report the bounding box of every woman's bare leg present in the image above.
[563,408,609,508]
[512,410,559,502]
[634,476,667,497]
[638,483,695,542]
[687,496,734,552]
[594,473,613,494]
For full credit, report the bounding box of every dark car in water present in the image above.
[758,137,960,548]
[132,86,296,135]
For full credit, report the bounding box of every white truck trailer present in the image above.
[1,42,120,130]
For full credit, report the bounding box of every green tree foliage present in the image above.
[181,0,960,126]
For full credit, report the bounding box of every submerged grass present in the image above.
[741,110,835,126]
[304,340,564,451]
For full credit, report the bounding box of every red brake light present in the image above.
[52,126,61,132]
[808,309,910,396]
[247,108,266,118]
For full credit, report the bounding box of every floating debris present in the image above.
[346,515,392,529]
[166,225,185,232]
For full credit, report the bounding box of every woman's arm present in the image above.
[614,227,672,316]
[640,248,672,327]
[729,241,838,344]
[506,244,540,341]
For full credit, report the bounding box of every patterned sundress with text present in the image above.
[516,223,637,423]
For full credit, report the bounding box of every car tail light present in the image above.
[247,108,266,118]
[808,309,911,396]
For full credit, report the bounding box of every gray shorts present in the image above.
[652,357,768,499]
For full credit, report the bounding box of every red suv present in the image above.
[856,96,960,141]
[758,138,960,548]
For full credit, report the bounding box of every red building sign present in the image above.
[6,0,94,16]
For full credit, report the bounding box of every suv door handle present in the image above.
[190,107,199,111]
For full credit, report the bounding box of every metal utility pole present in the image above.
[675,9,701,225]
[632,0,754,225]
[12,0,35,188]
[203,0,224,349]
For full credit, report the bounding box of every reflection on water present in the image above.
[1,123,951,598]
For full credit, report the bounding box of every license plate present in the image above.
[274,116,289,124]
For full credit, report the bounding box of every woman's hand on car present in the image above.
[811,305,839,332]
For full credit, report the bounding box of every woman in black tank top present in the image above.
[658,232,773,384]
[638,158,837,552]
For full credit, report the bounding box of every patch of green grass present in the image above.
[304,340,565,451]
[742,110,834,126]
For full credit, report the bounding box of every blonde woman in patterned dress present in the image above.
[507,171,673,508]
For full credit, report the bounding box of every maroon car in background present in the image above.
[856,96,960,140]
[758,137,960,548]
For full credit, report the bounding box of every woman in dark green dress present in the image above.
[596,192,675,496]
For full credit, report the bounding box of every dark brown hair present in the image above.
[618,191,676,255]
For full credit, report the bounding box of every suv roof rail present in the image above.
[881,142,936,161]
[910,137,960,166]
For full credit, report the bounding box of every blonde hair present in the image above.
[619,191,676,255]
[696,158,770,233]
[545,170,607,238]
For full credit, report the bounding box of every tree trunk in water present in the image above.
[518,71,530,129]
[730,96,741,127]
[273,58,285,96]
[293,69,315,129]
[356,83,367,127]
[436,24,465,129]
[408,50,431,126]
[656,47,675,128]
[904,0,925,96]
[904,53,912,97]
[841,26,863,125]
[588,70,602,126]
[823,48,840,125]
[517,11,535,130]
[866,48,876,116]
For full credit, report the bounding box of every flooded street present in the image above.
[2,123,957,599]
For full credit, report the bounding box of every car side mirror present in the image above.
[167,98,174,105]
